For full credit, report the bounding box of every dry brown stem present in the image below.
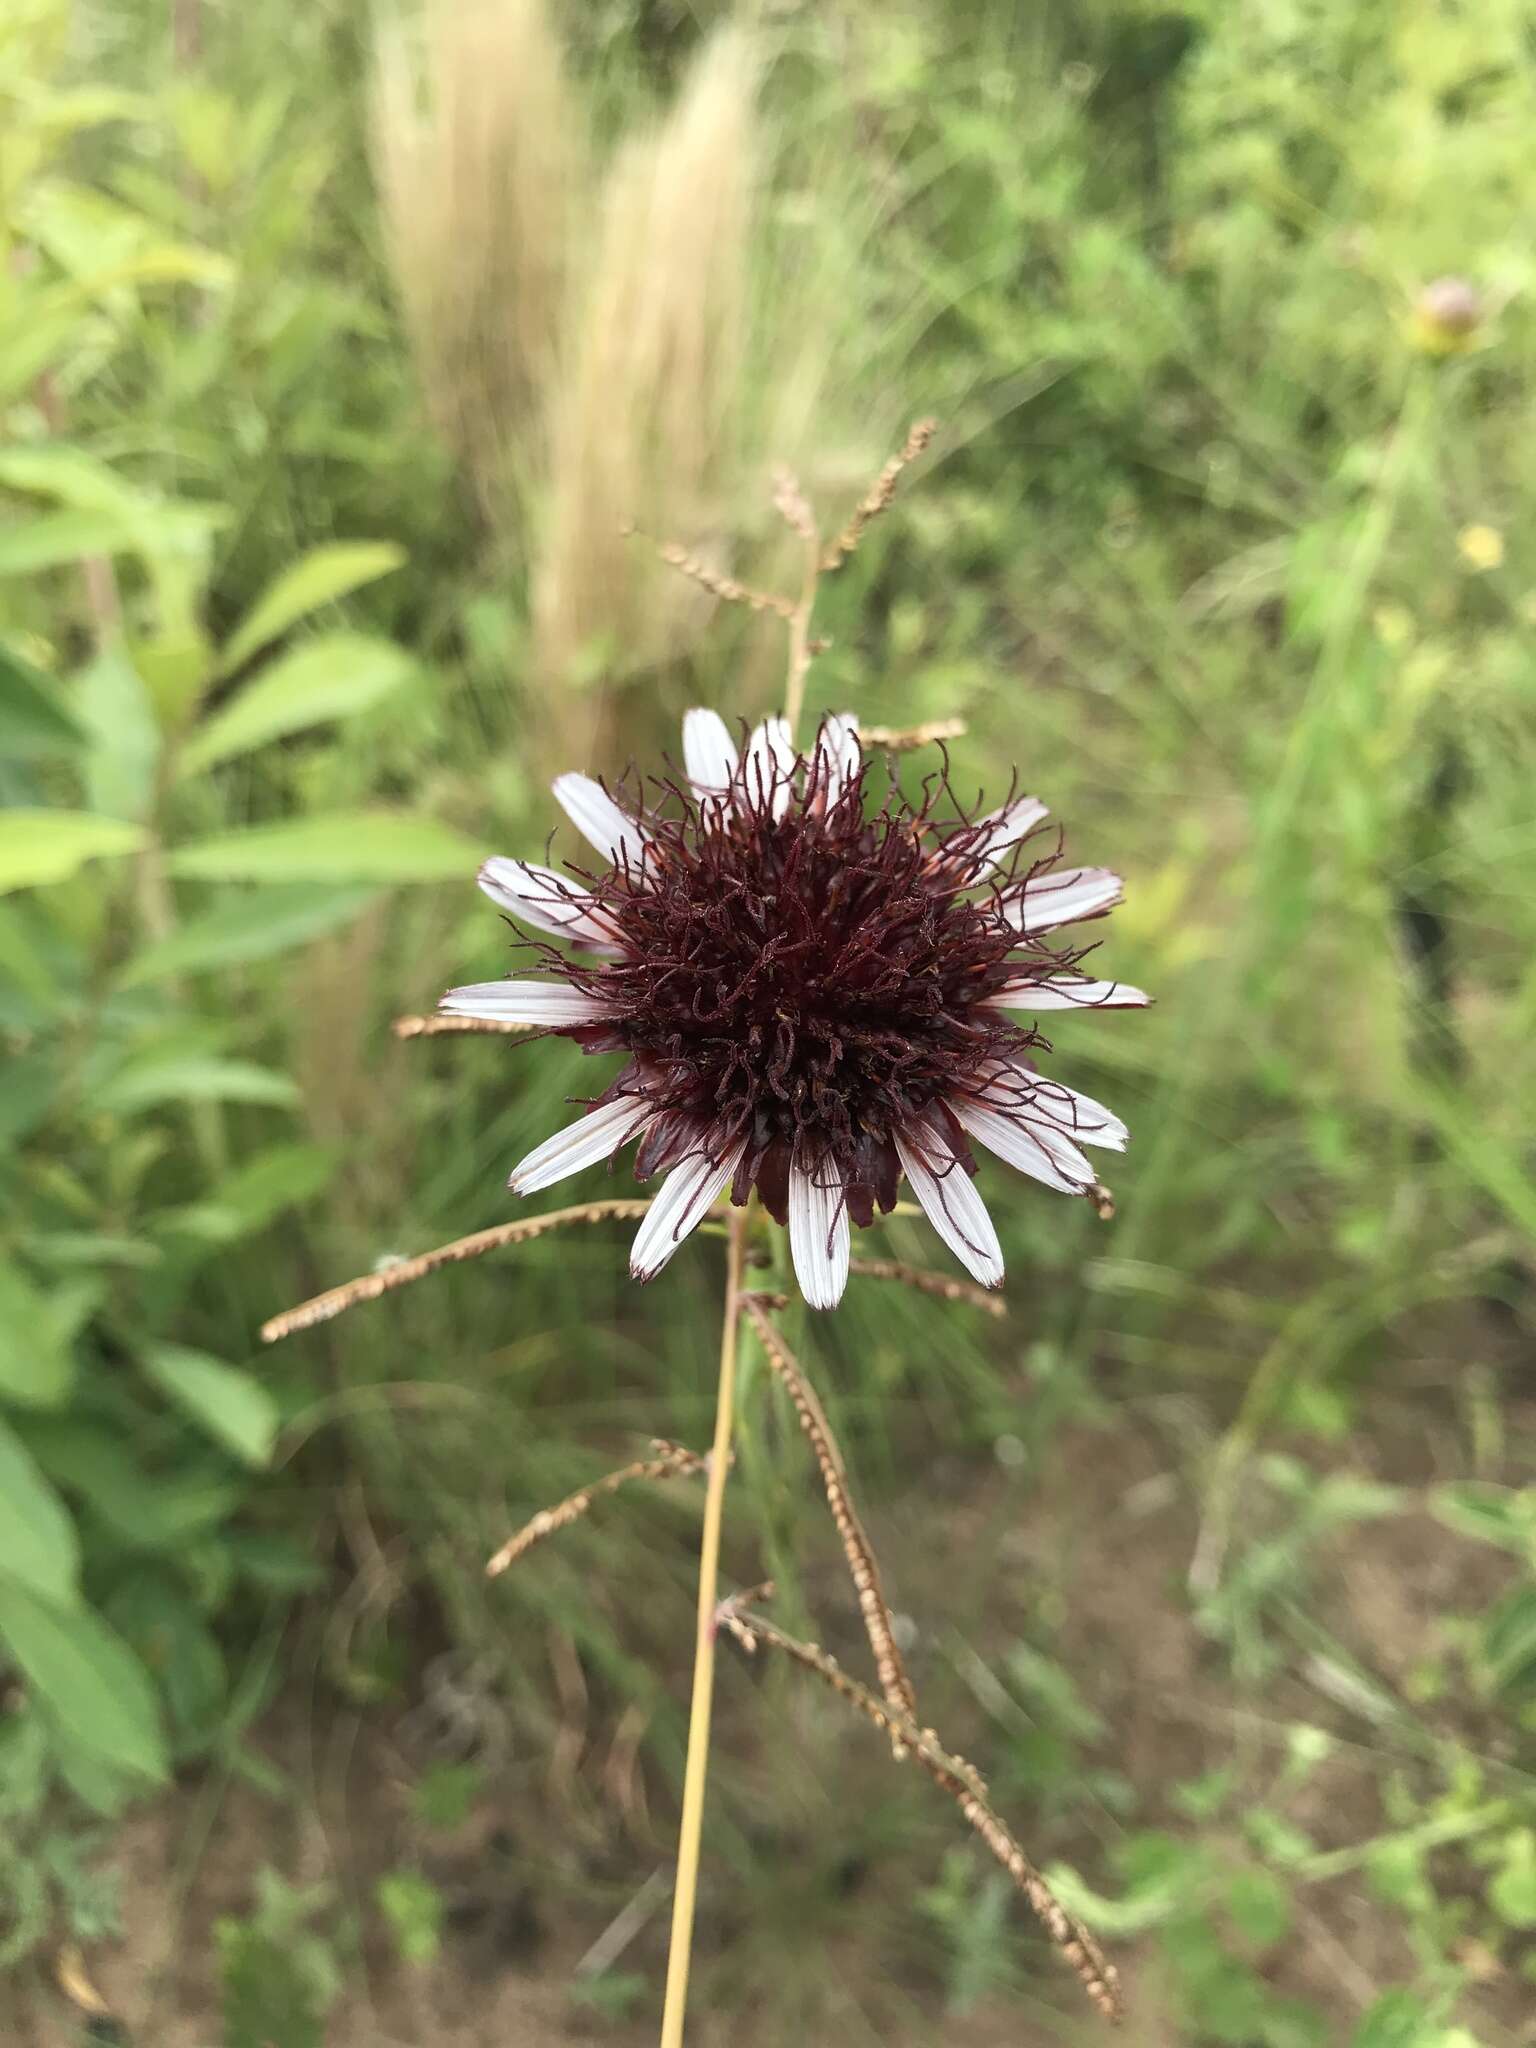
[260,1200,657,1343]
[739,1298,917,1742]
[820,418,937,572]
[723,1605,1122,2025]
[848,1256,1007,1318]
[486,1440,710,1576]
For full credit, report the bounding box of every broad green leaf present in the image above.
[1430,1483,1531,1555]
[30,86,149,133]
[1222,1865,1292,1950]
[0,809,146,895]
[1489,1829,1536,1929]
[180,633,414,775]
[0,642,87,758]
[141,1345,280,1469]
[0,1420,80,1606]
[0,1264,75,1408]
[159,1142,335,1246]
[20,1233,160,1271]
[1347,1990,1435,2048]
[0,444,147,516]
[75,648,162,821]
[117,884,379,986]
[0,509,133,574]
[129,621,215,730]
[0,902,64,1018]
[21,179,230,297]
[107,1571,227,1740]
[1480,1586,1536,1696]
[24,1420,241,1548]
[224,1530,326,1594]
[0,447,226,577]
[53,1736,143,1818]
[95,1057,299,1115]
[0,1053,59,1145]
[168,812,483,883]
[0,1579,167,1785]
[221,543,407,675]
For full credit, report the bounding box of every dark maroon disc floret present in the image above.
[516,745,1090,1228]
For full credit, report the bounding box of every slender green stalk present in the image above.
[659,1202,749,2047]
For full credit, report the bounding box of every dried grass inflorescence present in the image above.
[392,1012,535,1038]
[847,1255,1008,1318]
[486,1440,711,1577]
[717,1590,1122,2025]
[259,1199,657,1343]
[740,1296,917,1741]
[819,417,937,572]
[861,717,968,753]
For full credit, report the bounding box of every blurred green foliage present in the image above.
[3,0,1536,2041]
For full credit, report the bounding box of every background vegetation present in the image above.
[2,0,1534,2042]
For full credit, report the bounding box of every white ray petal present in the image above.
[630,1137,747,1281]
[990,976,1150,1011]
[478,858,623,950]
[438,980,615,1026]
[551,772,649,868]
[971,796,1049,869]
[1007,866,1124,934]
[952,1099,1094,1194]
[788,1154,851,1310]
[970,1065,1129,1153]
[1020,1079,1129,1152]
[813,712,862,800]
[508,1097,652,1194]
[892,1123,1004,1289]
[744,716,796,819]
[682,708,739,796]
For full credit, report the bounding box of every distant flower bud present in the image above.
[1410,277,1485,354]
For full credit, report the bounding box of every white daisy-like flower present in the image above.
[441,712,1146,1308]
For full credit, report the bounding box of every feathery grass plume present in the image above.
[532,26,758,757]
[372,0,581,514]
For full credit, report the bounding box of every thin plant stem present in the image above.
[781,527,819,741]
[659,1200,749,2047]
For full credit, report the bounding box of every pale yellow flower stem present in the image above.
[658,1201,749,2048]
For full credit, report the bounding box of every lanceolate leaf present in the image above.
[168,812,483,883]
[179,633,414,775]
[141,1345,281,1469]
[0,1420,80,1606]
[116,885,379,986]
[220,542,406,675]
[0,809,146,896]
[0,642,87,758]
[0,1579,167,1785]
[0,1264,75,1409]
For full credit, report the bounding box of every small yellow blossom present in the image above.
[1372,604,1414,648]
[1457,525,1504,573]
